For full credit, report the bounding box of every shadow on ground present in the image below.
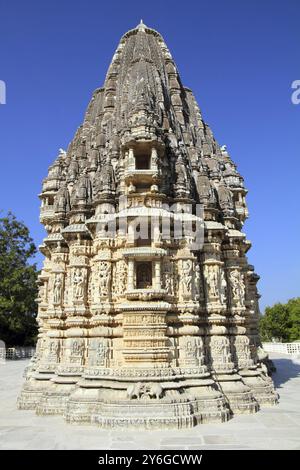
[272,357,300,388]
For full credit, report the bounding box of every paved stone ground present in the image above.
[0,353,300,450]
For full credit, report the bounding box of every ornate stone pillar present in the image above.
[154,260,161,290]
[127,259,135,290]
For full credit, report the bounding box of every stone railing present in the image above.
[0,347,35,360]
[262,342,300,357]
[39,205,54,220]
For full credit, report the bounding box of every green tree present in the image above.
[0,212,38,347]
[287,298,300,341]
[260,298,300,342]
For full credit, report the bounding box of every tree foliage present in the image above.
[0,212,38,347]
[260,298,300,342]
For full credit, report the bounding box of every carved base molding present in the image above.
[240,373,279,406]
[18,365,277,428]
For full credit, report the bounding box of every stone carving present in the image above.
[162,262,174,295]
[234,336,251,359]
[180,336,204,366]
[54,183,70,214]
[181,259,193,297]
[196,174,216,205]
[99,262,111,297]
[117,261,127,295]
[229,269,245,307]
[68,339,85,365]
[64,272,71,305]
[219,270,227,306]
[73,268,85,300]
[71,340,84,356]
[89,339,110,367]
[127,382,163,400]
[53,274,63,305]
[38,281,47,304]
[18,21,277,428]
[89,267,99,304]
[209,336,232,368]
[205,265,219,298]
[217,182,234,215]
[95,342,108,365]
[93,159,115,198]
[72,170,92,206]
[47,340,60,362]
[194,264,202,300]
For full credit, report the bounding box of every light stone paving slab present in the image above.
[203,435,238,445]
[0,353,300,450]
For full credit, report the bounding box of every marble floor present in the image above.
[1,353,300,450]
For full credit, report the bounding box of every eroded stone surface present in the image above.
[18,21,277,428]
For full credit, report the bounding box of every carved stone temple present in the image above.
[18,21,277,428]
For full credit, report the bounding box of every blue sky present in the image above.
[0,0,299,311]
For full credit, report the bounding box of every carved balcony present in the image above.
[39,205,55,222]
[125,288,167,301]
[124,168,159,186]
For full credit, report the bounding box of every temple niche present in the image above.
[18,21,277,428]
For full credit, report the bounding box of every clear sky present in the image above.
[0,0,299,311]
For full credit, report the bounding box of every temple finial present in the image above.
[137,19,146,30]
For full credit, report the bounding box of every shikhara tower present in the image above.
[18,21,277,428]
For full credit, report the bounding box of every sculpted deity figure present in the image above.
[185,339,194,358]
[94,340,109,366]
[180,336,204,365]
[165,274,172,295]
[38,283,46,303]
[73,268,85,300]
[210,336,231,364]
[162,262,173,295]
[234,336,251,360]
[49,341,59,355]
[194,264,202,300]
[53,274,63,305]
[48,341,59,362]
[71,340,84,356]
[181,260,193,296]
[219,270,227,306]
[230,269,245,307]
[239,276,246,306]
[205,265,219,298]
[99,262,111,296]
